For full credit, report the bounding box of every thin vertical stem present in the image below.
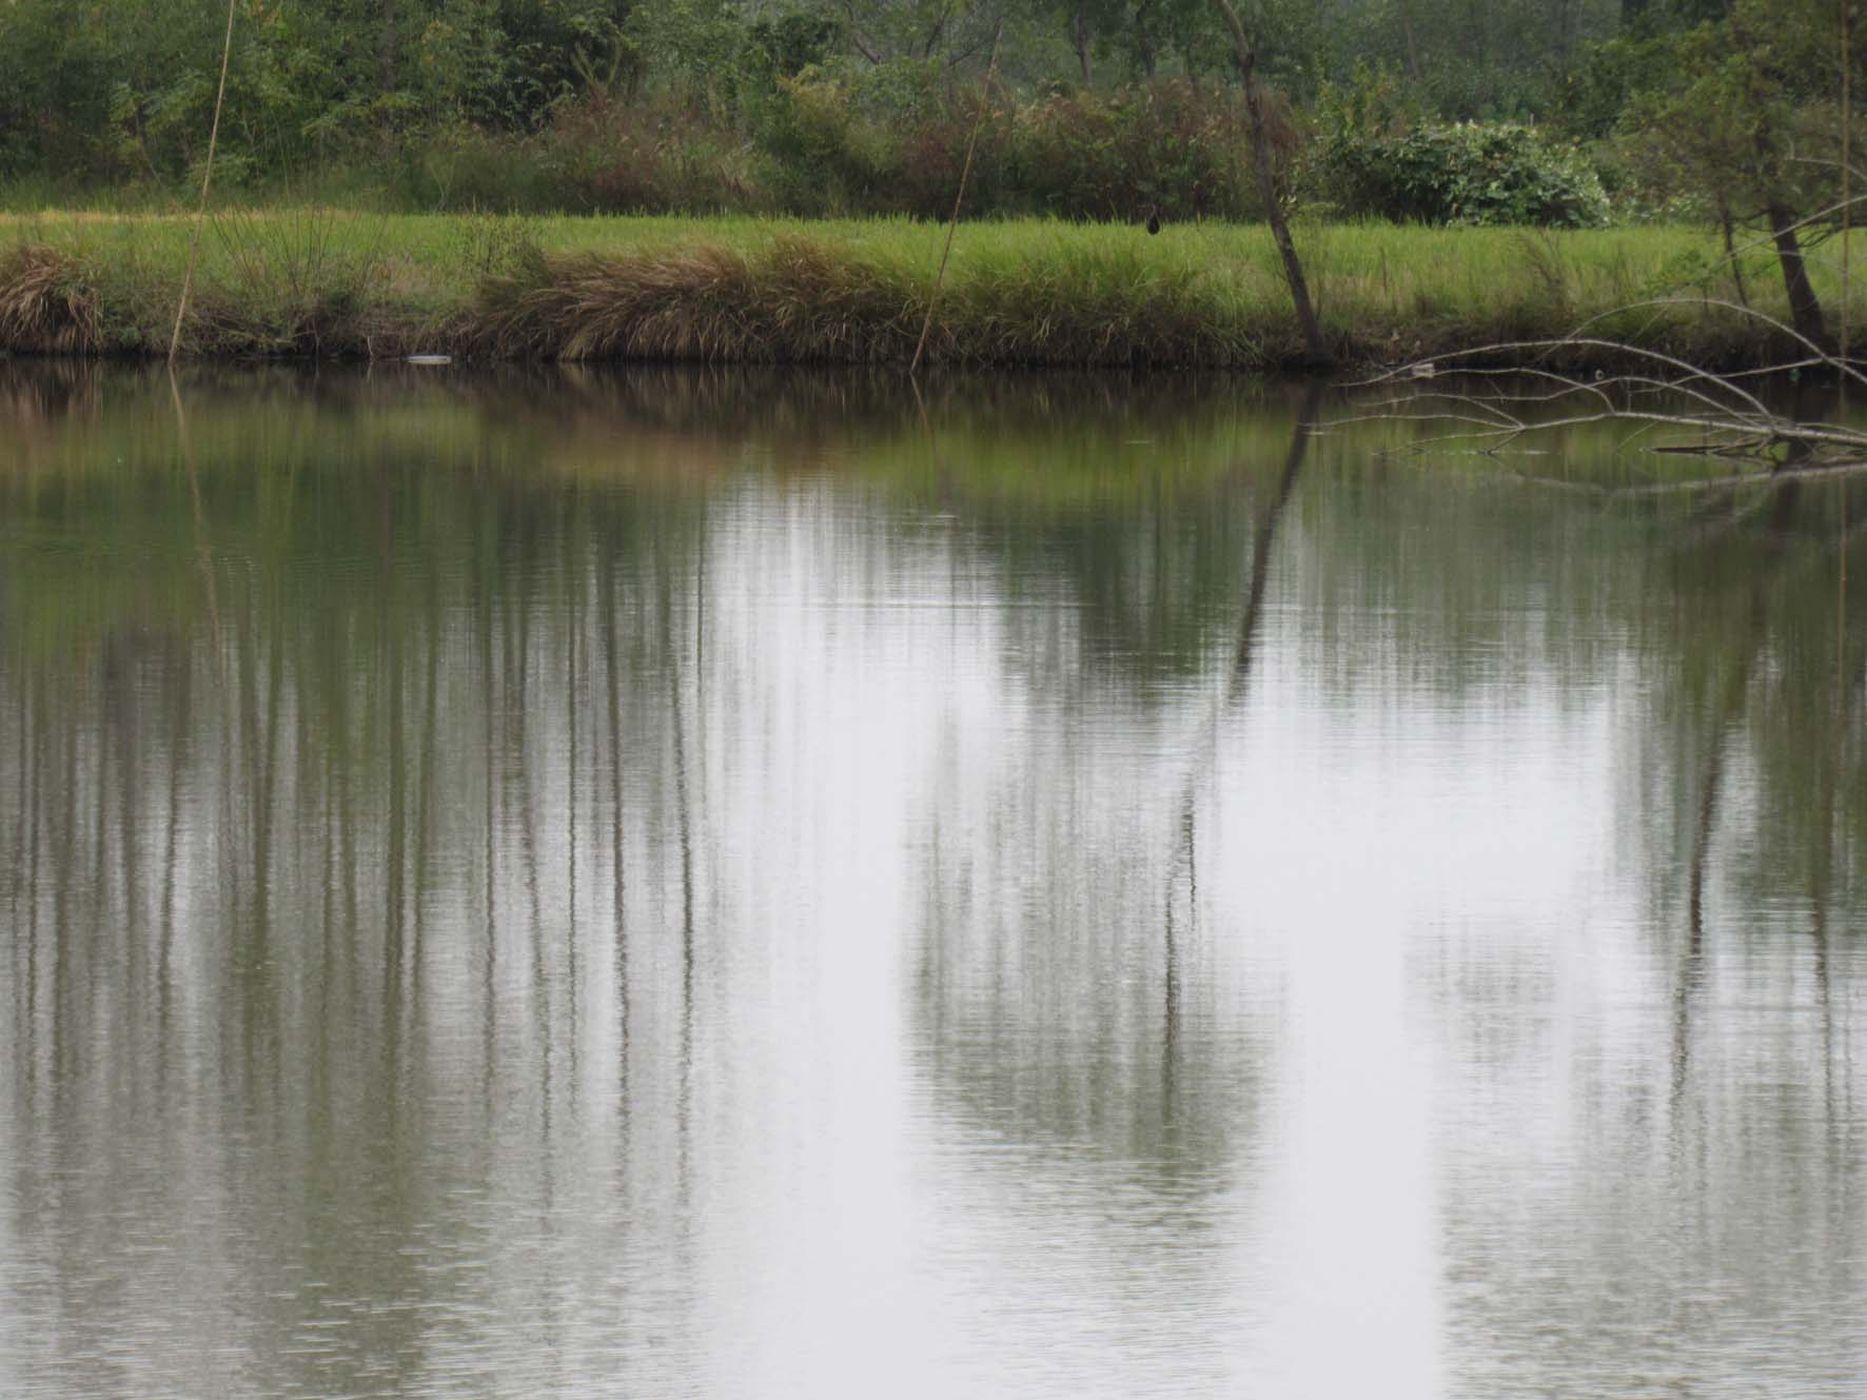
[1844,0,1853,377]
[168,0,239,362]
[910,25,1004,376]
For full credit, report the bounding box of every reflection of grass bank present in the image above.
[0,212,1849,369]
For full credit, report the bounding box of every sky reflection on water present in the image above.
[0,365,1862,1398]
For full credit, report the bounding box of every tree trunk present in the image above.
[1767,202,1833,350]
[1073,0,1093,85]
[1206,0,1331,366]
[380,0,399,96]
[1398,0,1423,83]
[1135,0,1158,79]
[1718,196,1749,308]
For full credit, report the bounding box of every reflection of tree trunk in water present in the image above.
[1230,408,1315,694]
[10,676,31,959]
[1810,815,1837,1132]
[21,678,43,1082]
[665,568,697,1072]
[1163,828,1179,1119]
[694,538,706,802]
[1671,714,1725,1116]
[1172,390,1319,802]
[1811,489,1856,1131]
[51,698,78,1092]
[1671,491,1791,1119]
[91,657,111,966]
[1162,392,1318,1120]
[338,640,361,1031]
[1782,381,1840,472]
[171,374,224,678]
[1161,795,1198,1126]
[602,544,628,1089]
[318,709,337,1109]
[5,675,28,925]
[661,544,699,1211]
[512,570,551,1142]
[159,656,189,1087]
[384,621,407,1091]
[5,675,22,904]
[259,621,282,927]
[107,641,142,1003]
[411,567,441,1036]
[478,538,498,1105]
[565,542,582,1087]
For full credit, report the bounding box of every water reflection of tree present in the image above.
[909,401,1318,1216]
[5,363,1865,1396]
[0,399,716,1395]
[1295,450,1867,1396]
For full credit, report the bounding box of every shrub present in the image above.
[752,72,904,215]
[407,100,760,215]
[751,75,1279,223]
[1317,122,1610,228]
[1010,81,1269,223]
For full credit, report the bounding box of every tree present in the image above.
[1626,0,1854,350]
[1206,0,1330,364]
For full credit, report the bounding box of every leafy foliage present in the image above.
[1318,122,1611,227]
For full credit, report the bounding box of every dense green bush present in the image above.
[1317,122,1610,228]
[752,69,921,214]
[1321,122,1610,227]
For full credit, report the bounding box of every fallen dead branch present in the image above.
[1333,330,1867,474]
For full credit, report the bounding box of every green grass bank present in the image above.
[0,212,1850,371]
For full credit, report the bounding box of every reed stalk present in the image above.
[910,25,1004,376]
[167,0,239,363]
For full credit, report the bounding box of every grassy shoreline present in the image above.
[0,212,1850,371]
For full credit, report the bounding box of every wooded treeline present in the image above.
[0,1,1849,233]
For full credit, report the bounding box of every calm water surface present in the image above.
[0,365,1862,1398]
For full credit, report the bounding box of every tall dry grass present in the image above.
[477,239,918,362]
[0,245,100,355]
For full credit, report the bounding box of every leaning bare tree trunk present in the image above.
[1073,0,1092,84]
[1766,201,1832,351]
[1208,0,1331,366]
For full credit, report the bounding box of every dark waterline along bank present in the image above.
[0,216,1854,372]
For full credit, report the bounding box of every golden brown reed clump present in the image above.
[475,237,920,363]
[471,234,1263,366]
[0,245,101,355]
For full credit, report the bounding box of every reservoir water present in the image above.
[1,365,1862,1398]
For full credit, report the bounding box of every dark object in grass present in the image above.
[1146,207,1161,236]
